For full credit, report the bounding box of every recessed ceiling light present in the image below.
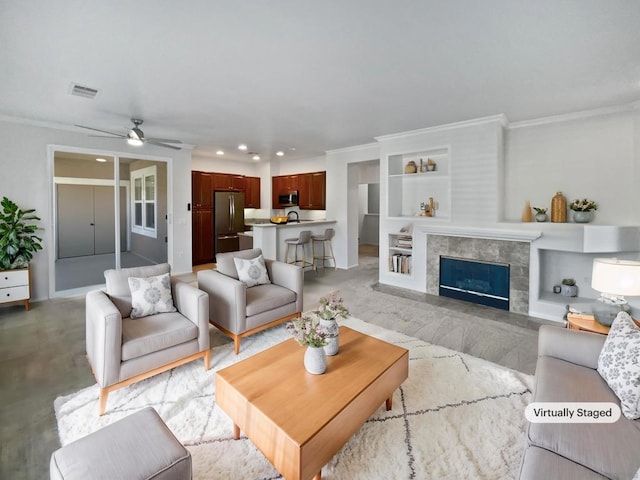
[238,144,247,151]
[216,150,224,155]
[252,155,260,161]
[276,151,284,156]
[95,157,107,162]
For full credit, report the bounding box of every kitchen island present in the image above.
[250,220,337,264]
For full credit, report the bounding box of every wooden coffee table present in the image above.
[215,326,409,480]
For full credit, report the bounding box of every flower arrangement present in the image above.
[316,291,350,320]
[287,315,330,347]
[569,198,598,212]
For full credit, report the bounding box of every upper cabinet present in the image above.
[192,171,213,209]
[272,171,326,210]
[244,176,261,208]
[213,173,245,191]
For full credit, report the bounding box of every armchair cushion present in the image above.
[122,312,198,361]
[128,273,176,319]
[216,248,264,279]
[234,254,271,287]
[246,283,296,317]
[105,263,171,318]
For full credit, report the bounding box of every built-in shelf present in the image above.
[388,232,413,275]
[387,146,451,219]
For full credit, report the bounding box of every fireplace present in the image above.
[439,256,510,310]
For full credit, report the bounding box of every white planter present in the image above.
[304,346,327,375]
[319,318,339,356]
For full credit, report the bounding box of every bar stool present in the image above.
[312,228,337,270]
[284,230,315,272]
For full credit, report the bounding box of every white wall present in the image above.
[505,108,638,225]
[0,119,193,300]
[274,155,326,175]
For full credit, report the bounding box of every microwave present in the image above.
[278,191,299,206]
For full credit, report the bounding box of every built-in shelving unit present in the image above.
[387,147,451,219]
[388,231,413,275]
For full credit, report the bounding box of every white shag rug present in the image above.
[54,317,533,480]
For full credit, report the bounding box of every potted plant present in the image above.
[315,291,350,355]
[569,198,597,223]
[560,278,578,297]
[0,196,42,311]
[287,314,331,374]
[533,207,547,222]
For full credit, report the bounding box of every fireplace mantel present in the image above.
[415,223,542,243]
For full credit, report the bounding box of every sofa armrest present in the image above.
[171,278,210,352]
[265,260,303,313]
[538,325,607,369]
[85,290,123,387]
[197,270,247,334]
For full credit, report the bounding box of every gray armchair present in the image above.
[197,248,303,354]
[86,263,210,415]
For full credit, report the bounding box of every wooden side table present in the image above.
[567,312,640,334]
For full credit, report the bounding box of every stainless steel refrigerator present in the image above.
[214,191,245,258]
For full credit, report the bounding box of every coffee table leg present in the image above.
[313,471,321,480]
[233,424,240,440]
[386,395,393,411]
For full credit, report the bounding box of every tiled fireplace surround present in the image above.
[426,235,530,315]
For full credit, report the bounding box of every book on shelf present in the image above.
[389,253,412,274]
[394,234,413,248]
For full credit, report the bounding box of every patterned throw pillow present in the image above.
[128,273,177,319]
[233,255,271,287]
[597,311,640,420]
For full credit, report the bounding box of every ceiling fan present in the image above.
[75,118,183,150]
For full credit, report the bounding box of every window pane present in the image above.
[145,175,155,200]
[134,178,142,201]
[145,203,155,229]
[134,203,142,226]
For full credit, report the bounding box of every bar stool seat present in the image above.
[312,228,337,270]
[284,230,315,272]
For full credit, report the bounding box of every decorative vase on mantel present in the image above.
[572,211,593,223]
[319,318,339,356]
[304,346,327,375]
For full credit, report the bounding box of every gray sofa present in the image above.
[519,325,640,479]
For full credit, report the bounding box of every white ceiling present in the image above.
[1,1,639,163]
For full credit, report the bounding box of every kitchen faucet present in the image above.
[287,211,300,223]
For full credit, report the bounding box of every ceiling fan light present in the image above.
[127,137,143,146]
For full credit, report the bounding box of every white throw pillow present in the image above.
[597,311,640,420]
[234,255,271,287]
[128,273,177,319]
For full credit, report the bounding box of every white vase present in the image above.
[319,318,339,356]
[304,346,327,374]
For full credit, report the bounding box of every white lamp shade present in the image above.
[591,258,640,296]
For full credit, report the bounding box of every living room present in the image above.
[1,2,640,479]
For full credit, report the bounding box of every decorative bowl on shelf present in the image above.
[270,216,289,224]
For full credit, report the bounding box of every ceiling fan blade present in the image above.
[146,137,183,144]
[146,139,182,150]
[75,124,127,138]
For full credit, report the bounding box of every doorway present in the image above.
[52,150,168,293]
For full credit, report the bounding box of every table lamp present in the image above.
[591,258,640,326]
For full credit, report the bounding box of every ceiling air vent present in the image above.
[70,83,99,99]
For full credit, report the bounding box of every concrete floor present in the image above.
[0,247,550,479]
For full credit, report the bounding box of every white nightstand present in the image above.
[0,266,30,310]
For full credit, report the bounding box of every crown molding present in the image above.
[374,114,508,142]
[326,142,379,155]
[508,102,638,130]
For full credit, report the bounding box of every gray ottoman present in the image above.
[50,407,191,480]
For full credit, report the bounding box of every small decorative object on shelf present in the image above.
[533,207,547,222]
[419,158,427,172]
[404,160,417,174]
[553,285,561,294]
[287,314,330,374]
[316,291,349,356]
[569,198,597,223]
[419,197,437,217]
[551,192,567,223]
[521,201,533,222]
[426,158,436,171]
[560,278,578,297]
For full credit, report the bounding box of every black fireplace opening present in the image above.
[439,256,510,311]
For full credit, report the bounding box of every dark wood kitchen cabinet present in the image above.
[244,176,261,208]
[272,175,300,208]
[192,209,214,265]
[213,173,245,191]
[299,171,326,210]
[192,171,213,208]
